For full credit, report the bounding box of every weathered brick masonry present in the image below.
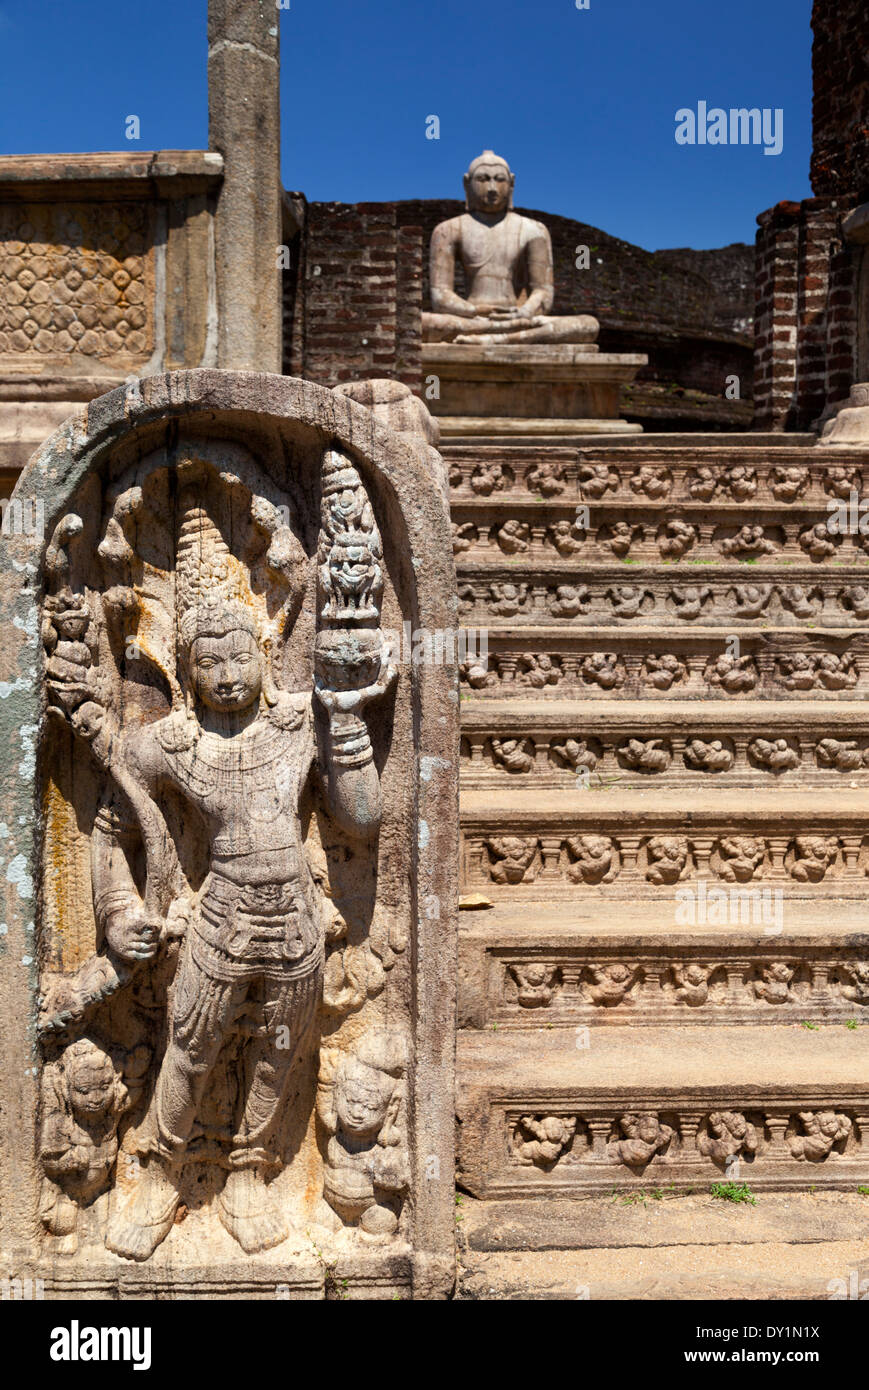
[754,0,869,430]
[283,200,423,393]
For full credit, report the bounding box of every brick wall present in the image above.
[753,0,867,431]
[284,200,422,392]
[811,0,869,199]
[754,196,858,430]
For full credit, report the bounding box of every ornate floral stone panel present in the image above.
[0,201,155,367]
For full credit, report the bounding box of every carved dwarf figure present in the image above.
[778,652,818,691]
[750,737,801,772]
[799,523,838,561]
[604,520,643,558]
[790,835,839,883]
[645,654,687,692]
[698,1111,759,1165]
[720,525,777,558]
[39,1037,147,1239]
[471,460,511,495]
[673,962,713,1008]
[717,836,765,883]
[670,585,711,621]
[517,652,562,688]
[317,1035,409,1235]
[548,519,585,557]
[732,583,773,618]
[579,462,619,499]
[685,739,734,773]
[817,734,869,772]
[824,466,862,499]
[495,519,530,555]
[513,1114,576,1167]
[491,737,535,773]
[645,836,689,885]
[581,652,624,690]
[508,962,560,1009]
[789,1111,852,1162]
[780,584,820,619]
[842,961,869,1006]
[550,584,590,618]
[842,586,869,620]
[611,1113,674,1167]
[609,585,651,619]
[550,738,598,774]
[721,465,757,501]
[816,653,857,690]
[705,653,758,694]
[618,738,670,773]
[460,655,496,689]
[487,835,539,884]
[526,460,567,496]
[754,962,795,1005]
[451,521,478,555]
[490,581,528,616]
[630,465,671,500]
[658,519,697,559]
[565,834,618,884]
[770,465,809,502]
[585,962,640,1008]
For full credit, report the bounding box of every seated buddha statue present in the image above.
[422,150,599,346]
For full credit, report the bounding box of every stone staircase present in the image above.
[446,433,869,1296]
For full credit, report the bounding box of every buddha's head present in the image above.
[180,600,263,714]
[464,150,514,213]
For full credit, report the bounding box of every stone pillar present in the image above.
[208,0,282,372]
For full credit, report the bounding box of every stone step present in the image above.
[452,500,869,567]
[460,786,869,899]
[459,1190,869,1251]
[456,563,869,630]
[445,438,867,511]
[456,1025,869,1198]
[460,698,869,789]
[460,625,869,701]
[456,1193,869,1299]
[457,897,869,1029]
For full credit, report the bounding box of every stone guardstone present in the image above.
[0,370,458,1299]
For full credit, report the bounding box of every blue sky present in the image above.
[0,0,813,250]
